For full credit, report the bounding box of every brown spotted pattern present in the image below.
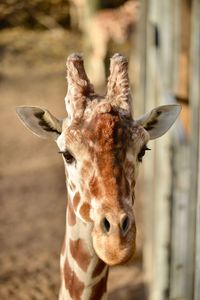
[64,259,85,300]
[92,259,106,278]
[68,199,76,226]
[73,192,81,210]
[69,239,92,272]
[89,270,108,300]
[58,54,148,299]
[61,110,141,298]
[79,203,92,222]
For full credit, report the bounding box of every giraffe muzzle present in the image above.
[92,212,136,266]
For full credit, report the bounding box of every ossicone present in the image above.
[106,53,132,114]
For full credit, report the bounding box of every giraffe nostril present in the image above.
[102,217,111,233]
[121,215,130,235]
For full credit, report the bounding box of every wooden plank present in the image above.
[143,1,174,299]
[189,0,200,299]
[150,1,177,299]
[141,0,157,295]
[168,1,191,299]
[169,141,190,300]
[136,1,162,298]
[136,1,193,299]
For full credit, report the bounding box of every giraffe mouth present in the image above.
[92,222,136,266]
[93,237,136,266]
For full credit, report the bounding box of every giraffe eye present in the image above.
[137,145,151,162]
[59,151,75,164]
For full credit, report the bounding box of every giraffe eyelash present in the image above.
[58,150,75,164]
[137,145,151,162]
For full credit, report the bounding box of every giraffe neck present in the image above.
[59,194,109,300]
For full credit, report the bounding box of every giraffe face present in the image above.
[16,53,181,269]
[57,106,149,265]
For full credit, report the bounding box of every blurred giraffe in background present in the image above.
[16,53,180,300]
[85,0,140,86]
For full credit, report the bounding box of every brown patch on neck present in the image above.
[68,199,76,226]
[64,259,84,300]
[79,203,92,222]
[92,259,106,278]
[89,269,108,300]
[70,239,92,272]
[73,192,81,210]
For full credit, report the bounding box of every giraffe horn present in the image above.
[106,53,132,114]
[65,53,95,119]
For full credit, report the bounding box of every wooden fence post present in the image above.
[137,0,200,299]
[189,0,200,299]
[136,1,190,299]
[169,1,191,299]
[138,0,176,299]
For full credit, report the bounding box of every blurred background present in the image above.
[0,0,199,299]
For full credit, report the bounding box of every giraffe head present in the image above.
[16,53,180,266]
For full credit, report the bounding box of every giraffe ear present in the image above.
[136,104,181,140]
[16,106,62,140]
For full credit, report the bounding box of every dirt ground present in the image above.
[0,29,146,300]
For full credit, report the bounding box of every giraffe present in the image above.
[85,0,140,86]
[16,53,181,300]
